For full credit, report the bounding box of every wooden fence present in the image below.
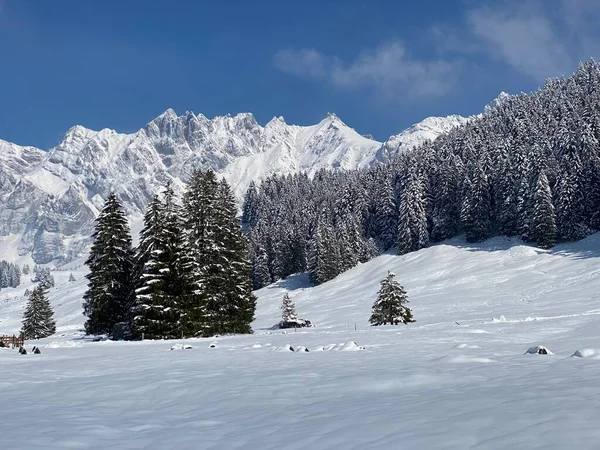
[0,335,24,348]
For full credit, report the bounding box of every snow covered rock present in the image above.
[273,344,295,352]
[170,343,193,351]
[294,346,310,353]
[525,346,552,355]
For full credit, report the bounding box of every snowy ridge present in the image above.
[1,235,600,447]
[376,114,469,162]
[0,110,465,264]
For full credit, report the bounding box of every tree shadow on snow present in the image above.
[448,233,600,260]
[264,273,311,292]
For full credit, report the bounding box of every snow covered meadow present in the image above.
[2,235,600,449]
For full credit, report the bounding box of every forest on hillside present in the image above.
[243,60,600,288]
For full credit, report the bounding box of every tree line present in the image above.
[243,60,600,287]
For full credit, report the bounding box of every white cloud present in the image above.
[467,5,571,81]
[273,41,459,100]
[273,48,327,80]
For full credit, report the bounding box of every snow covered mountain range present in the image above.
[0,109,468,265]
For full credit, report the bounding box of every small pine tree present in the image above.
[369,271,414,326]
[21,284,56,339]
[22,264,30,275]
[68,273,76,282]
[280,293,297,323]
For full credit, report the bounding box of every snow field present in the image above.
[2,235,600,448]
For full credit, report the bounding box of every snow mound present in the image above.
[441,355,496,364]
[273,344,295,352]
[251,344,262,348]
[170,343,193,351]
[453,343,481,349]
[45,341,83,348]
[491,315,507,323]
[572,349,600,359]
[337,341,364,352]
[525,346,552,355]
[272,342,364,353]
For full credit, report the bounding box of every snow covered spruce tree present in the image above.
[83,192,135,336]
[369,271,414,326]
[132,184,187,339]
[280,292,297,323]
[182,170,256,336]
[21,284,56,339]
[532,170,557,249]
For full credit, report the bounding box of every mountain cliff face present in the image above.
[0,110,466,264]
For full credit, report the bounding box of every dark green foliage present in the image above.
[83,192,135,335]
[21,284,56,339]
[132,184,187,339]
[532,171,557,249]
[181,171,256,337]
[369,271,414,326]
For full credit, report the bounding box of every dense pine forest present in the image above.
[244,60,600,288]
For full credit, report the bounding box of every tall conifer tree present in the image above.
[83,192,134,335]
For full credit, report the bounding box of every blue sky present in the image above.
[1,0,599,149]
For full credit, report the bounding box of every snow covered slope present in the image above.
[1,235,600,448]
[376,114,469,162]
[0,110,465,265]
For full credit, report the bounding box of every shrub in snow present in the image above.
[18,346,27,355]
[370,271,414,326]
[68,273,76,282]
[32,346,41,354]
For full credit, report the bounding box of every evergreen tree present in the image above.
[82,192,135,335]
[21,284,56,339]
[532,170,557,249]
[182,171,256,336]
[132,189,185,340]
[369,271,414,326]
[397,171,429,254]
[252,245,271,289]
[68,273,76,282]
[206,179,256,335]
[461,164,492,242]
[280,292,297,323]
[33,267,54,288]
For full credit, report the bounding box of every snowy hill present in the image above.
[0,110,465,265]
[1,235,600,448]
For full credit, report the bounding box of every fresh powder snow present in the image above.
[1,235,600,448]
